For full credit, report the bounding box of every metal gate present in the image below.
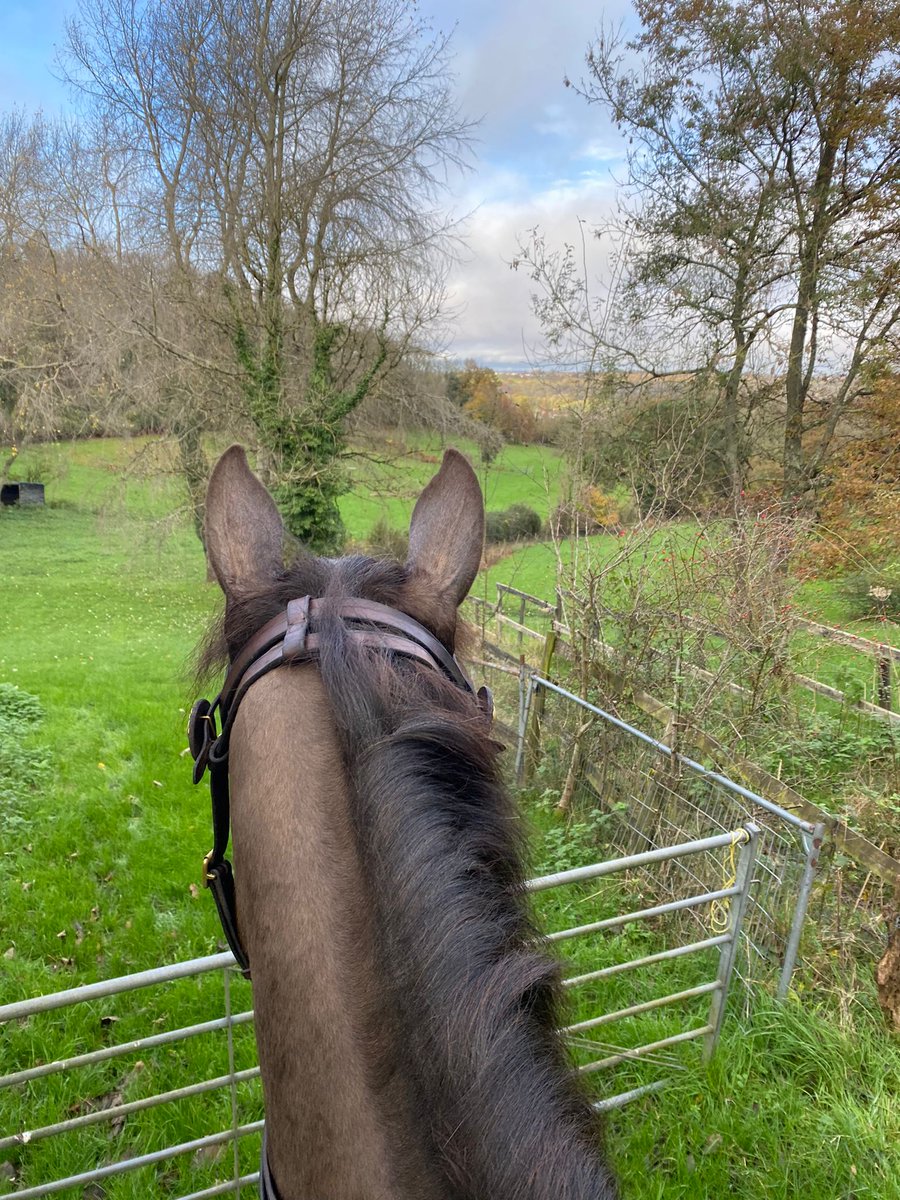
[1,825,759,1197]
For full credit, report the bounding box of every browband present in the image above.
[189,595,492,976]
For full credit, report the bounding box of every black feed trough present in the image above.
[1,482,45,506]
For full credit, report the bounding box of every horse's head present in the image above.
[204,443,485,649]
[193,445,617,1200]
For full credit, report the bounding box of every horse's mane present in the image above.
[201,552,617,1199]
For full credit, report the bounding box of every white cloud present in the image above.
[416,0,635,363]
[534,117,577,139]
[577,139,624,163]
[3,0,634,366]
[444,168,618,366]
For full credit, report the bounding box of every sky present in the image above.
[0,0,635,368]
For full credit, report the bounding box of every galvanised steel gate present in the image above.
[1,825,759,1197]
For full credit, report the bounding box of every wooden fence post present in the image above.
[877,654,892,711]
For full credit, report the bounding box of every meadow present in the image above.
[1,436,898,1198]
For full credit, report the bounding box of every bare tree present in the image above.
[64,0,472,550]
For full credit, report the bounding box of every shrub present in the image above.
[0,683,44,732]
[549,487,621,537]
[366,517,409,562]
[0,685,51,818]
[7,443,69,488]
[485,504,542,544]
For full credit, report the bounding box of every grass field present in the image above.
[2,436,898,1198]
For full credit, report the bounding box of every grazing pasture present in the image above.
[1,436,898,1198]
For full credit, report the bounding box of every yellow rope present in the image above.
[708,831,742,933]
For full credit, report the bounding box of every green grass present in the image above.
[525,793,900,1200]
[2,436,898,1198]
[0,445,263,1193]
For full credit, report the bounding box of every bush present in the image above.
[9,443,69,488]
[485,504,543,544]
[366,517,409,562]
[0,685,51,819]
[0,683,44,732]
[548,502,595,538]
[549,487,621,537]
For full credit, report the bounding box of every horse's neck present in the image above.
[229,669,445,1200]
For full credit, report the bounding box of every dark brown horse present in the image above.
[198,445,618,1199]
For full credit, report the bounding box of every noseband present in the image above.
[189,595,492,976]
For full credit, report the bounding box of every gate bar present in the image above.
[546,885,740,942]
[528,828,751,891]
[578,1024,713,1073]
[5,1121,265,1200]
[531,676,815,832]
[176,1175,260,1200]
[593,1079,669,1112]
[0,1011,255,1089]
[777,821,827,999]
[564,981,721,1033]
[704,823,760,1059]
[0,952,236,1023]
[0,1069,261,1152]
[563,934,730,987]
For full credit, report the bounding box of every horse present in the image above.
[192,444,619,1199]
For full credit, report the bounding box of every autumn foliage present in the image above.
[812,375,900,571]
[448,361,537,443]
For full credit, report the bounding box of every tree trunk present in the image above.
[722,336,749,504]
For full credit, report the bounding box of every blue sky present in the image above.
[0,0,633,366]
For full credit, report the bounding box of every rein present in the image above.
[189,595,492,977]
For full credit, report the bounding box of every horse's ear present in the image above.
[407,449,484,608]
[205,445,284,594]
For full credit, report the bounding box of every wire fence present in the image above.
[522,674,823,995]
[461,591,860,996]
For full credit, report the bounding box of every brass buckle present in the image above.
[203,850,216,887]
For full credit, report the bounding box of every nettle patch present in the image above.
[0,683,52,825]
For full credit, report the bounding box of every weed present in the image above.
[0,685,52,819]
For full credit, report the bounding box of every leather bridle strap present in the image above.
[259,1125,281,1200]
[189,595,491,978]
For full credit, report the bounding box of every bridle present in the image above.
[189,594,491,1200]
[189,594,492,977]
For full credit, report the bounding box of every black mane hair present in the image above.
[203,552,618,1199]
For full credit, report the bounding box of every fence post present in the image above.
[516,672,536,785]
[877,654,892,711]
[704,823,760,1061]
[777,821,827,1000]
[523,632,557,783]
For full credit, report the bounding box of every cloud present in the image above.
[417,0,634,363]
[576,139,624,163]
[444,167,618,366]
[3,0,634,367]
